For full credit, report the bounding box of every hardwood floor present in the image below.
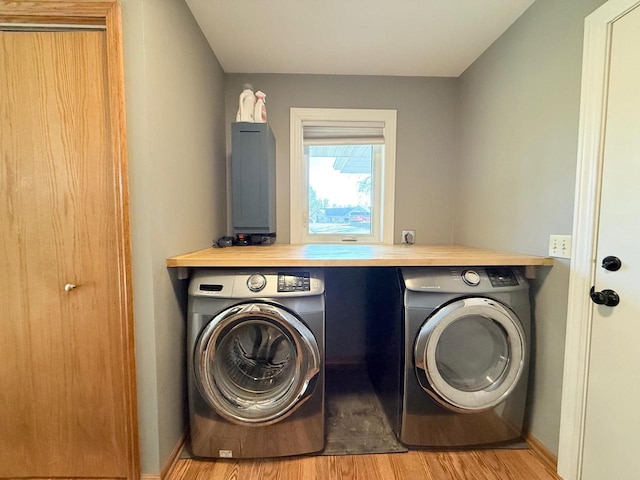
[169,449,560,480]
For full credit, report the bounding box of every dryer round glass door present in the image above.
[414,297,525,412]
[194,302,321,425]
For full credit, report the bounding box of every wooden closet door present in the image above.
[0,30,133,477]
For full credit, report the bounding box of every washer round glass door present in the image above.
[414,297,525,412]
[194,302,320,425]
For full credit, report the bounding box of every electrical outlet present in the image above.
[402,230,415,244]
[549,234,572,258]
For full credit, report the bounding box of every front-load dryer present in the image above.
[399,266,530,447]
[187,269,325,458]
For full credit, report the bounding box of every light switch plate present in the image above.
[549,234,572,258]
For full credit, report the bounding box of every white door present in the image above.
[581,4,640,479]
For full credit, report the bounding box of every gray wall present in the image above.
[120,0,226,474]
[116,0,608,470]
[224,74,459,245]
[455,0,605,454]
[223,75,458,361]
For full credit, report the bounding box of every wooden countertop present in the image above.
[166,244,553,268]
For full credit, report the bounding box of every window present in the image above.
[290,108,396,244]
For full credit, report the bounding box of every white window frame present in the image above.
[289,108,396,244]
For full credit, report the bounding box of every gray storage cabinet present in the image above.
[231,122,276,238]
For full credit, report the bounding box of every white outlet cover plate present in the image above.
[402,230,415,244]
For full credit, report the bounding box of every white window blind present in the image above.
[303,121,386,146]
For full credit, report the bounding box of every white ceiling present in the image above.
[185,0,536,78]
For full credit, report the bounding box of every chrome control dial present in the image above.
[247,274,267,292]
[461,269,481,286]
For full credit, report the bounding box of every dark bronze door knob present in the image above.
[601,256,622,271]
[590,286,620,307]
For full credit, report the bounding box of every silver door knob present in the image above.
[64,283,77,292]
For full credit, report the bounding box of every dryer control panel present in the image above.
[402,266,526,294]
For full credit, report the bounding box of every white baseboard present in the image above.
[524,431,558,473]
[140,430,188,480]
[140,475,161,480]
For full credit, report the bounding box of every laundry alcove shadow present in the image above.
[322,363,407,456]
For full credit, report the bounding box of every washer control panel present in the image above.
[486,267,519,287]
[277,272,311,292]
[247,274,267,292]
[189,269,324,297]
[461,269,481,286]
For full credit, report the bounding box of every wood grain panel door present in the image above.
[0,27,136,478]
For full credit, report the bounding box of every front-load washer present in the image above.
[187,269,325,458]
[399,266,530,447]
